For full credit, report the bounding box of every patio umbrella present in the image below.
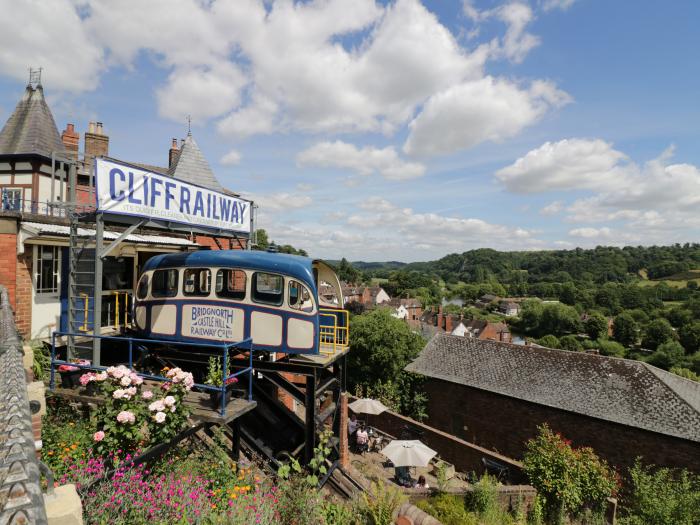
[349,398,388,415]
[380,440,437,467]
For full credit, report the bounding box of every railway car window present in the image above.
[216,269,246,300]
[289,280,314,313]
[183,268,211,297]
[252,272,284,306]
[136,275,149,299]
[152,269,179,298]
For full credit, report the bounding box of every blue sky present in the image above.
[0,0,698,261]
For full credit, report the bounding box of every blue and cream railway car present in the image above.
[133,250,348,355]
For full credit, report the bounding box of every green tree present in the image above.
[678,321,700,354]
[559,335,583,352]
[347,309,426,418]
[537,335,561,349]
[613,313,638,347]
[620,460,700,525]
[335,257,361,284]
[254,228,269,249]
[642,318,676,350]
[597,339,626,358]
[646,341,685,370]
[585,313,608,340]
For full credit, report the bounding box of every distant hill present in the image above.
[352,244,700,285]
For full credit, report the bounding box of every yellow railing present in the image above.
[79,293,90,332]
[319,308,349,355]
[111,291,131,329]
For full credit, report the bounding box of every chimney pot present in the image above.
[88,122,96,134]
[171,138,178,149]
[96,122,103,134]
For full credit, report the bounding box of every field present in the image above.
[638,269,700,289]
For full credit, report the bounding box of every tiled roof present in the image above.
[406,332,700,443]
[0,286,48,523]
[0,84,66,159]
[169,134,224,192]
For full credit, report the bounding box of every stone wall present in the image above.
[0,285,48,524]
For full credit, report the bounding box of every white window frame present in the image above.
[34,245,60,295]
[2,188,23,211]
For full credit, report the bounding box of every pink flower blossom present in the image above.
[154,412,166,423]
[93,430,105,442]
[79,373,95,386]
[142,390,154,400]
[164,396,176,407]
[95,371,108,381]
[148,400,165,412]
[116,411,136,424]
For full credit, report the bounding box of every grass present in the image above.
[637,269,700,289]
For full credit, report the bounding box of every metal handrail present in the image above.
[50,331,255,416]
[318,308,350,354]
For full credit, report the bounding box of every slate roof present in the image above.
[406,332,700,443]
[0,84,66,159]
[169,133,224,192]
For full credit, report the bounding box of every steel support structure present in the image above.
[304,370,317,463]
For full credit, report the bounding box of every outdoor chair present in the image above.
[481,457,509,481]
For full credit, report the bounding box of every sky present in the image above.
[0,0,698,262]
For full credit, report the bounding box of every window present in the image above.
[183,268,211,297]
[136,274,149,299]
[252,272,284,306]
[36,245,59,294]
[288,280,314,313]
[2,188,22,211]
[215,269,246,300]
[152,269,179,298]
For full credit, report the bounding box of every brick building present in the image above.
[0,78,248,339]
[406,333,700,473]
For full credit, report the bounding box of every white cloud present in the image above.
[540,201,563,215]
[403,77,570,157]
[495,3,540,63]
[569,227,612,239]
[541,0,577,12]
[297,141,426,181]
[220,149,242,166]
[0,0,103,91]
[156,62,247,122]
[498,140,700,246]
[495,138,630,193]
[249,192,312,212]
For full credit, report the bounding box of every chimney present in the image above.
[169,138,180,170]
[84,120,109,165]
[61,123,79,159]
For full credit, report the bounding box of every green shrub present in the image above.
[536,335,560,349]
[416,494,477,525]
[619,460,700,525]
[670,367,699,382]
[31,340,50,381]
[597,339,626,357]
[523,424,617,524]
[559,335,583,352]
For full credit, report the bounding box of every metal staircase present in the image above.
[67,212,96,360]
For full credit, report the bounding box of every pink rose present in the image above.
[79,373,95,386]
[142,390,154,400]
[154,412,166,423]
[93,431,105,442]
[120,376,132,387]
[164,396,176,407]
[116,411,135,424]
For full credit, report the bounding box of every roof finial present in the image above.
[28,67,42,88]
[186,115,192,136]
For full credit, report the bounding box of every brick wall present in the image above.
[195,235,247,250]
[15,251,32,337]
[0,233,17,307]
[362,402,528,484]
[423,379,700,474]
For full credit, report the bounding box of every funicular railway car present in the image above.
[133,250,348,355]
